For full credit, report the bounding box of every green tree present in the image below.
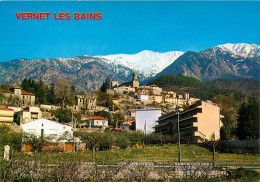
[99,132,117,150]
[111,113,124,128]
[47,82,56,104]
[220,125,230,140]
[237,94,259,140]
[53,108,72,123]
[100,77,110,93]
[95,110,111,122]
[115,135,130,149]
[0,126,22,150]
[74,131,103,162]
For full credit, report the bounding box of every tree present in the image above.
[111,113,124,128]
[220,125,230,140]
[100,77,110,93]
[99,132,117,150]
[74,131,103,162]
[47,82,56,104]
[56,80,70,107]
[237,94,259,140]
[0,126,22,150]
[36,80,47,104]
[53,108,72,123]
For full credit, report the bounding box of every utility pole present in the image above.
[177,95,181,163]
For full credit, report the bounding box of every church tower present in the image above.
[132,72,139,88]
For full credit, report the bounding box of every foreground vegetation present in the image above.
[1,144,259,166]
[0,148,259,181]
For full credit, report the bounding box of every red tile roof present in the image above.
[121,120,134,126]
[0,108,14,111]
[0,89,12,93]
[150,84,159,87]
[87,116,108,120]
[114,128,123,131]
[13,86,22,89]
[0,88,34,96]
[21,90,35,96]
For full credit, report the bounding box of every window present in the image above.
[49,129,58,136]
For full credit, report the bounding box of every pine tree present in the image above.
[237,94,259,140]
[100,77,110,93]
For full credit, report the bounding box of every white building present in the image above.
[86,116,109,128]
[135,109,161,134]
[138,94,149,102]
[21,118,73,142]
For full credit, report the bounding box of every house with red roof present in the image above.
[0,107,15,125]
[0,86,35,106]
[120,119,135,130]
[86,116,108,128]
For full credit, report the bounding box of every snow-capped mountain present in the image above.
[156,43,260,81]
[0,56,147,92]
[96,50,184,77]
[217,43,260,58]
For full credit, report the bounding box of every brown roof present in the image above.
[21,90,35,96]
[121,120,134,126]
[87,116,108,120]
[13,86,22,89]
[0,88,34,96]
[150,84,158,87]
[0,89,13,93]
[0,107,14,111]
[114,128,123,131]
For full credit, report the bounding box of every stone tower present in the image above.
[132,72,139,88]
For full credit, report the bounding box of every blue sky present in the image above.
[0,1,259,62]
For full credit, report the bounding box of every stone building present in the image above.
[0,86,35,106]
[132,72,139,88]
[15,106,42,125]
[155,100,223,141]
[75,95,96,110]
[108,73,140,94]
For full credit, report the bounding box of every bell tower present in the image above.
[132,72,139,88]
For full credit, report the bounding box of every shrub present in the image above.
[116,136,130,149]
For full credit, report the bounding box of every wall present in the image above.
[194,101,222,140]
[136,109,161,133]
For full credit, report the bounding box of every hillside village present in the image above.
[0,73,224,148]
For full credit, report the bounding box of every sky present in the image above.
[0,1,259,62]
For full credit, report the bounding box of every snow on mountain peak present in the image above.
[217,43,260,57]
[95,50,184,77]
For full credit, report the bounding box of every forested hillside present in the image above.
[206,78,260,98]
[149,75,245,101]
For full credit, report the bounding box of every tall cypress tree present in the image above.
[237,94,259,140]
[100,77,110,93]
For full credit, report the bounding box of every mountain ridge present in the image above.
[156,43,260,81]
[0,43,259,91]
[96,50,184,77]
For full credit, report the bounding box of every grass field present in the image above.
[7,144,258,166]
[96,144,260,165]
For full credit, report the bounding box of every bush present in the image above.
[116,136,130,149]
[99,132,116,150]
[0,126,22,151]
[229,168,259,180]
